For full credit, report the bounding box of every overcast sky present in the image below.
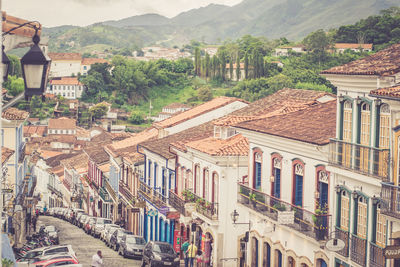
[4,0,242,27]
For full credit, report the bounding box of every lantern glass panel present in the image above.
[24,64,44,88]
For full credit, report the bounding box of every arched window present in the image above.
[340,190,350,231]
[251,237,259,267]
[343,100,353,142]
[293,162,304,207]
[203,168,209,200]
[360,102,371,145]
[356,195,368,239]
[195,165,200,195]
[187,170,192,191]
[316,167,329,210]
[275,249,282,267]
[253,151,262,190]
[262,242,271,267]
[379,104,390,149]
[212,172,219,203]
[271,155,282,198]
[376,202,387,248]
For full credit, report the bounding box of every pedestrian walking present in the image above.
[181,240,190,267]
[32,216,37,232]
[187,242,198,267]
[91,250,103,267]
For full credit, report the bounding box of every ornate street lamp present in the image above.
[231,209,239,224]
[2,46,10,82]
[20,28,51,99]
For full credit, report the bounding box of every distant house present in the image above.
[334,43,373,53]
[81,58,108,75]
[48,53,82,77]
[49,77,85,99]
[48,117,77,135]
[204,47,218,57]
[225,63,254,81]
[151,103,191,122]
[274,45,306,56]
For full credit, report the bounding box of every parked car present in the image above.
[109,229,133,251]
[78,214,88,229]
[118,235,146,258]
[100,224,118,241]
[18,245,77,263]
[74,212,84,226]
[104,225,120,246]
[141,241,180,267]
[92,217,112,238]
[84,217,96,235]
[33,257,79,267]
[16,247,49,263]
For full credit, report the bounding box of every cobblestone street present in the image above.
[38,216,141,267]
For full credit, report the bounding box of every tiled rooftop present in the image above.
[23,125,47,137]
[81,58,108,65]
[184,134,249,156]
[48,53,82,61]
[84,146,109,165]
[2,108,29,121]
[334,43,373,49]
[235,100,337,145]
[163,103,190,109]
[48,117,76,129]
[50,77,82,86]
[322,43,400,76]
[370,85,400,99]
[141,122,214,159]
[60,152,88,170]
[153,97,247,129]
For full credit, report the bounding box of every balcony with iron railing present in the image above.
[138,180,168,209]
[168,189,190,215]
[328,139,389,180]
[47,184,62,198]
[381,183,400,219]
[369,242,385,267]
[99,186,112,203]
[119,181,134,202]
[350,234,367,266]
[238,182,330,242]
[335,227,349,257]
[192,193,218,220]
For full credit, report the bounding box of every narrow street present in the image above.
[38,216,141,267]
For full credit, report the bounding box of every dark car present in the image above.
[141,241,180,267]
[109,229,133,251]
[118,235,146,258]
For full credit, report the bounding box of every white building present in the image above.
[49,77,85,99]
[48,53,82,77]
[321,43,400,267]
[81,58,108,76]
[48,117,77,135]
[274,45,306,57]
[334,43,373,53]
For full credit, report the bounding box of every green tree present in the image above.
[89,103,108,120]
[244,52,249,79]
[229,57,234,80]
[194,47,201,76]
[197,86,213,102]
[129,110,145,124]
[7,54,22,77]
[236,52,241,81]
[3,75,24,96]
[205,53,210,79]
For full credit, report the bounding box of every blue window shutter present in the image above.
[155,215,158,241]
[274,168,281,198]
[255,162,261,190]
[295,175,303,207]
[162,169,165,195]
[319,182,328,208]
[154,164,157,189]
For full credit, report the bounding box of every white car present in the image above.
[100,224,119,241]
[93,218,112,238]
[105,226,121,247]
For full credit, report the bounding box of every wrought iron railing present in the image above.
[350,234,366,266]
[138,181,167,209]
[139,180,152,199]
[335,227,349,257]
[328,139,389,180]
[169,190,189,215]
[99,186,112,202]
[381,183,400,219]
[119,181,134,201]
[192,194,218,220]
[369,242,385,267]
[47,184,62,198]
[104,179,117,202]
[238,182,330,241]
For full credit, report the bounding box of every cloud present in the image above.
[4,0,242,27]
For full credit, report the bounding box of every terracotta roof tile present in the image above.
[235,100,337,145]
[23,126,47,137]
[84,146,109,164]
[60,152,88,170]
[50,77,82,86]
[141,122,214,159]
[185,134,249,156]
[2,108,29,121]
[48,117,76,129]
[2,147,14,164]
[98,163,110,173]
[370,85,400,98]
[81,58,108,65]
[38,150,63,159]
[322,43,400,76]
[45,152,79,168]
[153,97,247,129]
[163,103,190,109]
[48,53,82,61]
[334,43,373,50]
[76,127,90,138]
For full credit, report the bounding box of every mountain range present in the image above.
[43,0,400,52]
